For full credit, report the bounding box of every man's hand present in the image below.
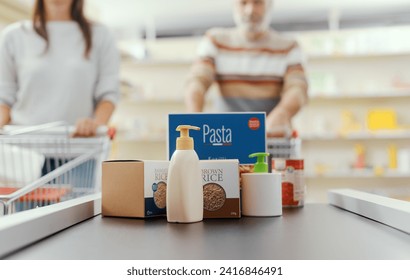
[266,107,292,138]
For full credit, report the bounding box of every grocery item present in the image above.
[167,125,203,223]
[168,113,266,164]
[153,181,167,209]
[102,160,169,218]
[242,153,282,216]
[273,159,305,208]
[200,159,240,218]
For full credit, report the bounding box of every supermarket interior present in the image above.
[1,0,410,203]
[0,0,410,262]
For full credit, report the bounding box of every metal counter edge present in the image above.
[0,193,101,258]
[328,188,410,234]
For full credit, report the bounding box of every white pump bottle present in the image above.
[167,125,203,223]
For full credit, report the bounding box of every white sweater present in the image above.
[0,21,120,125]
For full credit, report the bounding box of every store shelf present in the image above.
[301,130,410,141]
[306,170,410,179]
[293,27,410,202]
[307,51,410,60]
[309,91,410,100]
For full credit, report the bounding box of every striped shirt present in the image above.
[188,28,308,114]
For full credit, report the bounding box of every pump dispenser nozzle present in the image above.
[176,125,200,150]
[249,152,270,173]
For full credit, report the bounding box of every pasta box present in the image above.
[168,113,266,164]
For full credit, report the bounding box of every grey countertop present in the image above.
[5,203,410,260]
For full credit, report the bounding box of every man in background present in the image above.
[185,0,308,137]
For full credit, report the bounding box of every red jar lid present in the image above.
[286,159,304,170]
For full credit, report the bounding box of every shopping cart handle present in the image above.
[107,127,116,140]
[1,121,68,136]
[95,126,108,136]
[266,128,297,139]
[89,126,115,139]
[1,122,115,139]
[70,126,113,138]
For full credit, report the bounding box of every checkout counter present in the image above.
[0,189,409,259]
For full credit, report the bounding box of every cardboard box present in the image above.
[102,159,241,219]
[102,160,169,218]
[168,113,266,164]
[201,159,241,218]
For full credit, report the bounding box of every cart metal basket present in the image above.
[266,137,301,159]
[0,122,110,216]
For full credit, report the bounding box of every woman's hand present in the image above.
[73,101,115,137]
[0,104,11,128]
[73,118,101,137]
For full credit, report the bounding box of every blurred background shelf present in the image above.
[307,51,410,60]
[309,91,410,100]
[301,131,410,140]
[306,170,410,179]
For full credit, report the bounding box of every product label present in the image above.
[143,162,169,216]
[273,159,305,207]
[291,170,305,201]
[203,125,232,146]
[200,160,240,218]
[202,168,223,182]
[168,113,266,164]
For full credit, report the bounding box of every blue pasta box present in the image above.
[168,113,266,164]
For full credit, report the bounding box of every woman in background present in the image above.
[0,0,120,137]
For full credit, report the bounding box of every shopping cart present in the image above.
[266,136,301,159]
[0,122,111,216]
